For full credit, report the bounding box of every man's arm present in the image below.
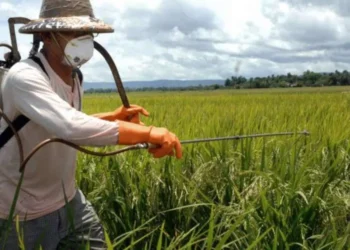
[91,104,150,124]
[91,111,116,121]
[5,67,182,158]
[6,67,120,146]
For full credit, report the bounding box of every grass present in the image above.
[78,86,350,249]
[1,86,350,249]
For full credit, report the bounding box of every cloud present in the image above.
[280,0,350,17]
[1,0,350,82]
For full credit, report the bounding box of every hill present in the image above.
[83,79,225,91]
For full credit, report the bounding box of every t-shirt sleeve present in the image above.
[6,67,120,146]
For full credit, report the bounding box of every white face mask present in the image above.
[61,35,94,68]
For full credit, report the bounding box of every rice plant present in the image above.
[76,87,350,249]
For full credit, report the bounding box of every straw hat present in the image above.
[19,0,114,34]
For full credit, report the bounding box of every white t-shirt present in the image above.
[0,52,120,220]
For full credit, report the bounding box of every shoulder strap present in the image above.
[0,115,29,149]
[30,56,49,78]
[31,56,83,85]
[76,69,83,85]
[0,57,84,149]
[0,57,49,149]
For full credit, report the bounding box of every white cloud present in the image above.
[1,0,350,82]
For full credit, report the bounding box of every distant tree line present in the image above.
[84,70,350,93]
[84,84,223,93]
[225,70,350,89]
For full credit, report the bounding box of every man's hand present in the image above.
[93,104,149,125]
[147,127,182,159]
[118,121,182,159]
[114,105,149,125]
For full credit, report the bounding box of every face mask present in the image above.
[61,35,94,68]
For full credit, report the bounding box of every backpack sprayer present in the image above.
[0,18,310,174]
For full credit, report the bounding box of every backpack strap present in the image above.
[0,57,46,149]
[29,56,83,85]
[0,115,29,149]
[0,57,83,149]
[30,56,49,78]
[75,68,83,85]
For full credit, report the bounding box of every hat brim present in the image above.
[19,16,114,34]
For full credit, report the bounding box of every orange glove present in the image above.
[114,105,149,125]
[118,121,182,159]
[93,104,149,125]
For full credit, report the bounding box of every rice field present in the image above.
[28,87,350,249]
[75,86,350,249]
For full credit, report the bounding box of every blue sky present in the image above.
[1,0,350,82]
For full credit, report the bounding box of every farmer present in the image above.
[0,0,182,249]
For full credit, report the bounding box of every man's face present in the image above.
[42,31,94,59]
[53,31,94,50]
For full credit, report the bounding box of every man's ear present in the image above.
[40,33,52,44]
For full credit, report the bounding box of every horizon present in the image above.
[83,68,348,85]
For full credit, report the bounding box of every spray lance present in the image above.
[0,17,310,174]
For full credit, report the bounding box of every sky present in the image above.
[1,0,350,82]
